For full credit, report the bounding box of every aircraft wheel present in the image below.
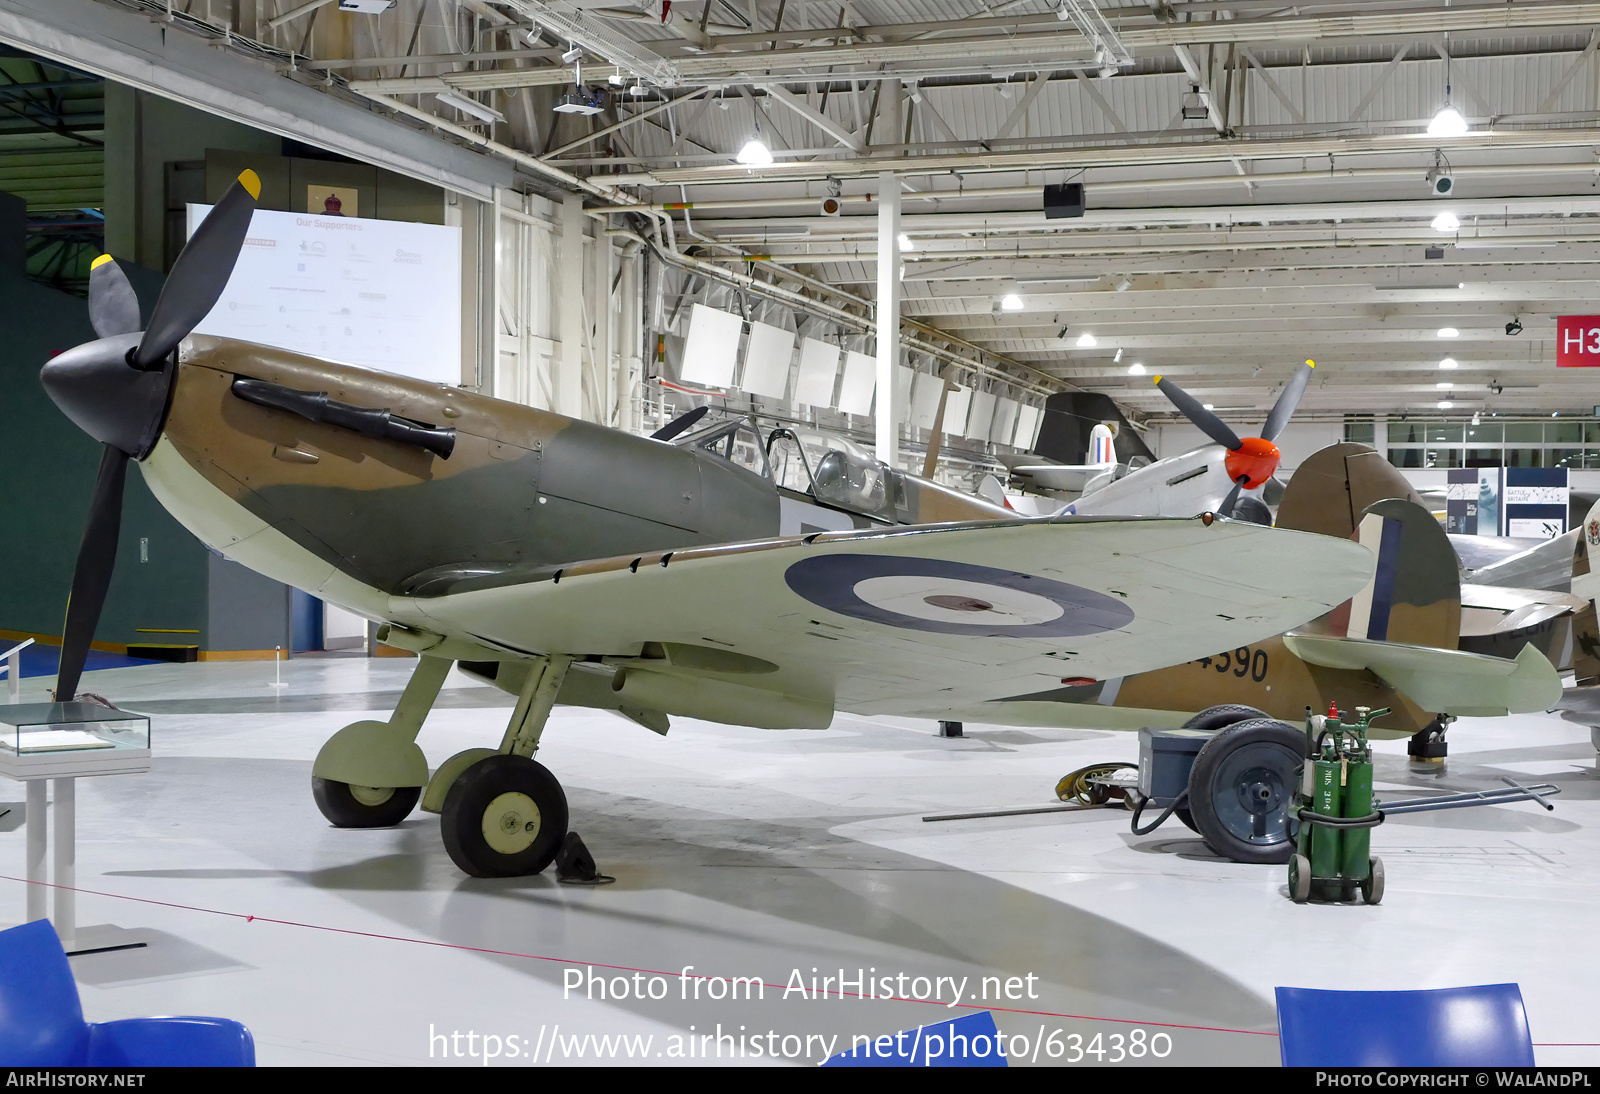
[312,778,421,828]
[1361,857,1385,905]
[1187,718,1307,864]
[1182,704,1270,732]
[440,754,568,878]
[1288,854,1312,903]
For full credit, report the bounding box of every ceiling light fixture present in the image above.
[1427,105,1468,138]
[1114,348,1123,363]
[1127,362,1145,376]
[1438,400,1455,409]
[1075,332,1098,347]
[1437,326,1459,338]
[1202,403,1214,411]
[897,232,914,252]
[1472,412,1481,425]
[561,44,583,65]
[998,280,1024,311]
[435,89,506,124]
[1437,382,1453,390]
[736,122,773,166]
[1432,211,1460,232]
[1439,357,1458,369]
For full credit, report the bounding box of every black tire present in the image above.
[1361,857,1385,905]
[1289,854,1312,903]
[1187,718,1308,864]
[440,754,569,878]
[312,777,420,828]
[1182,704,1271,732]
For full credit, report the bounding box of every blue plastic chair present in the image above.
[1275,984,1534,1067]
[0,920,255,1067]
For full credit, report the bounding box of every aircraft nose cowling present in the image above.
[40,332,175,458]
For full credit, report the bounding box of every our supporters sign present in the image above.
[1557,315,1600,366]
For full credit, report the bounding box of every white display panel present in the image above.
[943,385,971,437]
[992,398,1019,448]
[910,371,945,429]
[965,390,996,441]
[187,204,462,384]
[740,321,795,398]
[680,304,744,387]
[794,338,841,406]
[1014,403,1041,450]
[894,365,915,422]
[837,350,877,416]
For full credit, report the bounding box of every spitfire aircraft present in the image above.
[34,170,1409,877]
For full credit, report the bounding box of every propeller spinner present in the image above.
[40,170,260,701]
[1153,360,1314,520]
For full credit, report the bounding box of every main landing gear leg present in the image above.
[311,653,453,827]
[439,655,574,877]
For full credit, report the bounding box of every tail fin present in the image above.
[1571,497,1600,686]
[1276,442,1427,540]
[1313,497,1462,651]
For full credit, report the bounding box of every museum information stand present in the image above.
[0,702,150,949]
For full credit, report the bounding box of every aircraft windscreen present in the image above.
[674,417,770,478]
[769,430,895,520]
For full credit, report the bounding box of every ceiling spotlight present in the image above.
[1056,326,1070,341]
[897,232,914,252]
[1056,2,1071,19]
[1428,104,1468,138]
[1472,412,1481,425]
[1127,362,1145,376]
[736,135,773,166]
[1114,347,1123,363]
[1438,400,1455,409]
[1432,211,1460,232]
[1439,357,1458,369]
[1437,326,1459,338]
[1115,277,1132,293]
[436,89,506,123]
[908,83,923,104]
[608,73,625,86]
[629,81,649,97]
[1506,317,1523,336]
[997,280,1024,310]
[1437,382,1453,390]
[1075,332,1098,347]
[1202,403,1214,411]
[561,44,583,64]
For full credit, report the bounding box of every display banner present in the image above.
[1557,315,1600,367]
[1445,468,1480,534]
[1504,467,1568,539]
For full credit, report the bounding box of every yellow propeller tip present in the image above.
[237,169,262,200]
[1306,359,1315,367]
[1152,375,1162,384]
[89,253,114,271]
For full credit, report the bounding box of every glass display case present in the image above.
[0,701,150,779]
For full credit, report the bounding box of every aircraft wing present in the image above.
[401,515,1373,724]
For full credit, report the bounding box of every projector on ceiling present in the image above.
[554,87,607,115]
[338,1,395,12]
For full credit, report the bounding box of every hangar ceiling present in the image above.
[11,1,1600,423]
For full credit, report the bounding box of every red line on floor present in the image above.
[5,874,1278,1037]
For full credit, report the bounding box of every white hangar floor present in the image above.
[3,657,1596,1067]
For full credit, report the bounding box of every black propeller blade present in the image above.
[131,170,261,370]
[87,256,140,339]
[1260,360,1314,442]
[650,404,710,442]
[1216,478,1245,520]
[54,445,129,702]
[1154,375,1242,451]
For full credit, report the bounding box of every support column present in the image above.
[593,228,614,425]
[25,780,45,923]
[53,778,73,945]
[875,169,901,468]
[558,195,587,420]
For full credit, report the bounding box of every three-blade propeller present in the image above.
[1154,360,1314,520]
[43,170,260,701]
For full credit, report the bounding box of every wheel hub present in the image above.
[481,791,542,855]
[349,784,395,807]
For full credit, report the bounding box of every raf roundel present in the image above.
[783,554,1136,637]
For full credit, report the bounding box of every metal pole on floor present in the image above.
[53,778,74,945]
[25,780,45,923]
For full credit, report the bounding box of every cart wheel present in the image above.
[1182,704,1270,732]
[1175,805,1198,833]
[1289,854,1312,903]
[1187,718,1308,864]
[1361,856,1385,905]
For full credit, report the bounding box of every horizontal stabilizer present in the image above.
[1282,634,1560,716]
